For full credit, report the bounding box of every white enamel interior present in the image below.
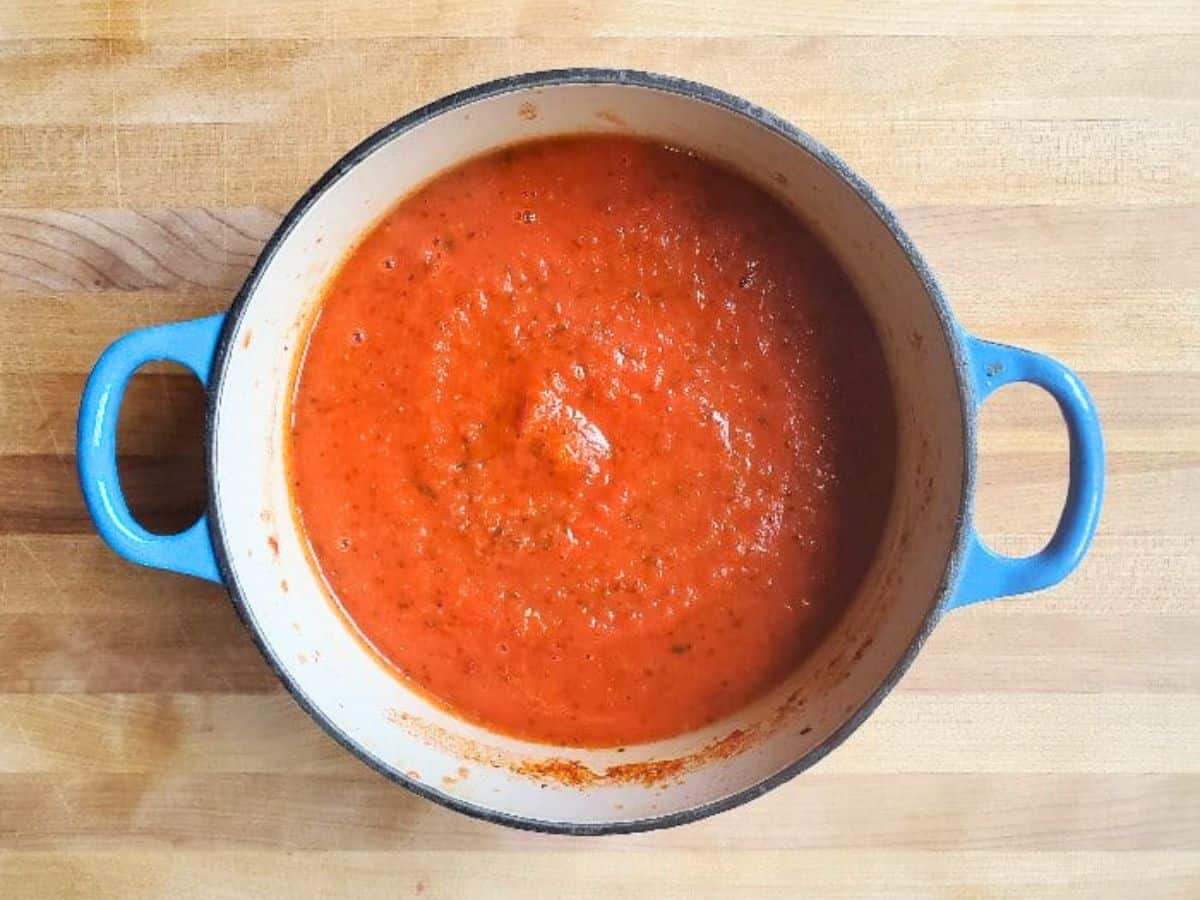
[210,79,967,828]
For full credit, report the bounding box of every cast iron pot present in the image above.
[77,70,1104,834]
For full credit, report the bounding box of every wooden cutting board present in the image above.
[1,3,1197,897]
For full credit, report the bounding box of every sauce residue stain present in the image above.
[852,636,874,662]
[441,766,471,786]
[595,109,627,127]
[241,329,253,349]
[385,695,815,788]
[514,727,751,787]
[267,535,279,556]
[518,101,537,121]
[280,579,289,593]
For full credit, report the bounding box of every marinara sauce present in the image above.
[289,135,895,747]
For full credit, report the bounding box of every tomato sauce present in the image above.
[289,135,895,747]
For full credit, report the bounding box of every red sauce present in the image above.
[289,135,895,747]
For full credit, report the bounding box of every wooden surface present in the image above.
[1,3,1198,897]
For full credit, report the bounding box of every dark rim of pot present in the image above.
[204,68,976,836]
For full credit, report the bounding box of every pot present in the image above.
[77,70,1104,833]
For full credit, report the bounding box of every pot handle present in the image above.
[76,315,225,583]
[947,334,1104,609]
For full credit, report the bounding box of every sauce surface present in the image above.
[289,136,895,747]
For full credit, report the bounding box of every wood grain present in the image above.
[4,0,1199,40]
[0,208,274,292]
[1,773,1196,850]
[0,850,1196,900]
[4,125,1197,208]
[4,37,1200,127]
[0,2,1197,897]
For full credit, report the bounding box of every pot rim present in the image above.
[204,67,976,835]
